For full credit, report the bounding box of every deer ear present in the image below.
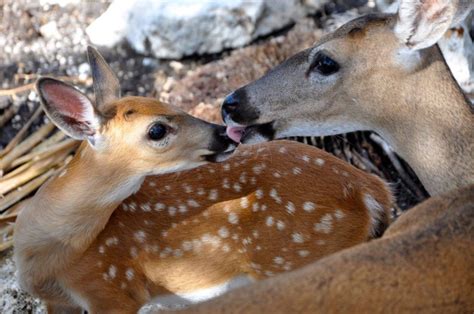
[394,0,455,50]
[36,77,101,141]
[87,46,121,111]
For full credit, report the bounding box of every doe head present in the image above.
[222,0,467,143]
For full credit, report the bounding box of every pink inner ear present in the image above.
[43,83,90,121]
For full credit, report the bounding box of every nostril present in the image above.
[223,93,239,110]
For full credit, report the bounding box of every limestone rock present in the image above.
[87,0,327,59]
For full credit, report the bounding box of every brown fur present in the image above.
[224,11,473,195]
[162,184,474,314]
[14,93,393,313]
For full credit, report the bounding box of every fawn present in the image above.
[222,0,474,196]
[14,47,392,313]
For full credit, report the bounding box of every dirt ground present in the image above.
[1,0,470,312]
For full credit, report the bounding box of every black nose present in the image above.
[221,92,239,122]
[209,125,236,152]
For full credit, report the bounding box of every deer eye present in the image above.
[148,123,167,141]
[310,52,340,76]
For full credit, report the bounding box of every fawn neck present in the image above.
[368,47,473,195]
[42,144,144,245]
[15,143,144,280]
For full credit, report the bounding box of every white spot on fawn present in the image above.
[222,244,231,252]
[334,209,345,220]
[182,241,193,251]
[130,246,139,258]
[208,189,218,201]
[154,203,165,211]
[223,178,230,189]
[252,164,265,175]
[239,172,247,184]
[242,237,252,245]
[218,226,230,238]
[240,197,249,208]
[178,204,187,213]
[141,203,151,212]
[270,188,282,204]
[273,257,284,265]
[302,155,310,162]
[252,202,260,212]
[99,246,105,254]
[286,201,296,214]
[276,220,286,230]
[187,199,200,208]
[256,189,264,199]
[233,183,242,192]
[298,250,310,257]
[292,232,304,243]
[105,237,119,246]
[315,158,325,166]
[183,184,193,193]
[228,213,239,224]
[108,265,117,279]
[126,268,134,281]
[168,206,177,216]
[292,167,302,175]
[266,216,274,227]
[314,214,333,233]
[303,202,316,212]
[134,231,146,243]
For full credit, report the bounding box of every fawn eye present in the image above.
[148,123,167,141]
[310,52,340,76]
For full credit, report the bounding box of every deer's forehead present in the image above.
[316,14,395,48]
[113,97,181,117]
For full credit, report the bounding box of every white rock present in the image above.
[40,0,81,7]
[87,0,327,59]
[39,21,60,39]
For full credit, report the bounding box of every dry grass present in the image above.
[0,82,80,252]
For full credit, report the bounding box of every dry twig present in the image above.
[0,105,44,159]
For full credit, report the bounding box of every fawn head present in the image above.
[222,0,469,143]
[37,47,235,176]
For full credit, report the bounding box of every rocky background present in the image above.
[1,0,473,312]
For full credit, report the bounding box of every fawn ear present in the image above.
[394,0,455,50]
[37,77,101,141]
[87,46,121,111]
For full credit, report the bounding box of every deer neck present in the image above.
[370,47,473,195]
[15,143,144,280]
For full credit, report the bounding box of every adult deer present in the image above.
[183,0,474,312]
[222,0,474,196]
[14,47,393,313]
[164,184,474,314]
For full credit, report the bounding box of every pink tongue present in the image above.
[226,126,246,143]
